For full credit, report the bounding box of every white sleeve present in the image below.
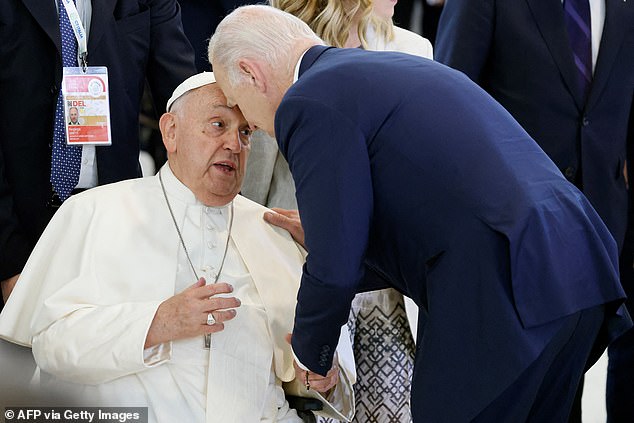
[32,301,171,385]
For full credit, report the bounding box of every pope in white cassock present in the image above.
[0,73,355,422]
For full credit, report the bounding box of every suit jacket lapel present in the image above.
[525,0,586,110]
[87,0,117,54]
[586,0,630,111]
[21,0,60,54]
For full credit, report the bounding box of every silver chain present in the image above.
[158,169,235,349]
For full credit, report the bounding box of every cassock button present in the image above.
[582,117,590,127]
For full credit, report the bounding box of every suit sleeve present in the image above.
[145,0,197,113]
[435,0,494,83]
[284,325,356,421]
[0,146,32,285]
[277,96,373,376]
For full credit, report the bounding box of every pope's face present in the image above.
[214,65,277,137]
[166,84,252,206]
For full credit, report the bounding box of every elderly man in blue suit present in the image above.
[208,5,631,421]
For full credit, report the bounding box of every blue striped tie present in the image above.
[51,0,82,202]
[563,0,592,100]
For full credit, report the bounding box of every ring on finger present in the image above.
[206,312,216,326]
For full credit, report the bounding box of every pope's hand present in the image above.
[144,278,240,348]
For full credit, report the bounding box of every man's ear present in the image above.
[238,59,267,93]
[159,112,177,153]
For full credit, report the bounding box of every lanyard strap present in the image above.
[60,0,88,70]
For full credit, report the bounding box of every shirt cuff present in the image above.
[142,342,171,366]
[292,349,310,371]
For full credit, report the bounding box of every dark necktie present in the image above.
[563,0,592,100]
[51,0,82,202]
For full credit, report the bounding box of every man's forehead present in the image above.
[199,83,223,97]
[186,84,227,106]
[201,87,235,111]
[192,86,247,122]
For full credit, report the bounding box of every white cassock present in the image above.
[0,164,355,422]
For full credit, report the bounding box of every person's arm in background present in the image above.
[145,0,197,114]
[0,142,30,305]
[1,275,20,304]
[434,0,494,83]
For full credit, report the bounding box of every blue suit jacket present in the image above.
[0,0,196,287]
[276,45,630,420]
[435,0,634,252]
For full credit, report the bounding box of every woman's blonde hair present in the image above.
[270,0,393,49]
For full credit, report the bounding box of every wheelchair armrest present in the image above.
[286,395,324,412]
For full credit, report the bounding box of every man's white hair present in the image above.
[208,5,323,87]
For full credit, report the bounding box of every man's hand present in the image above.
[144,278,240,348]
[285,333,339,393]
[1,274,20,303]
[264,208,305,248]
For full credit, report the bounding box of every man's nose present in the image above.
[223,131,242,153]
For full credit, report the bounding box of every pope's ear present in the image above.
[238,59,267,93]
[159,112,177,153]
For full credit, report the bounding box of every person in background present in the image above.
[608,95,634,423]
[239,0,431,420]
[435,1,633,420]
[179,0,261,72]
[392,0,444,46]
[67,107,80,125]
[0,0,197,309]
[0,73,355,422]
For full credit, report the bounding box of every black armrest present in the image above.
[286,395,324,412]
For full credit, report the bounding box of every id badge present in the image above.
[61,66,112,146]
